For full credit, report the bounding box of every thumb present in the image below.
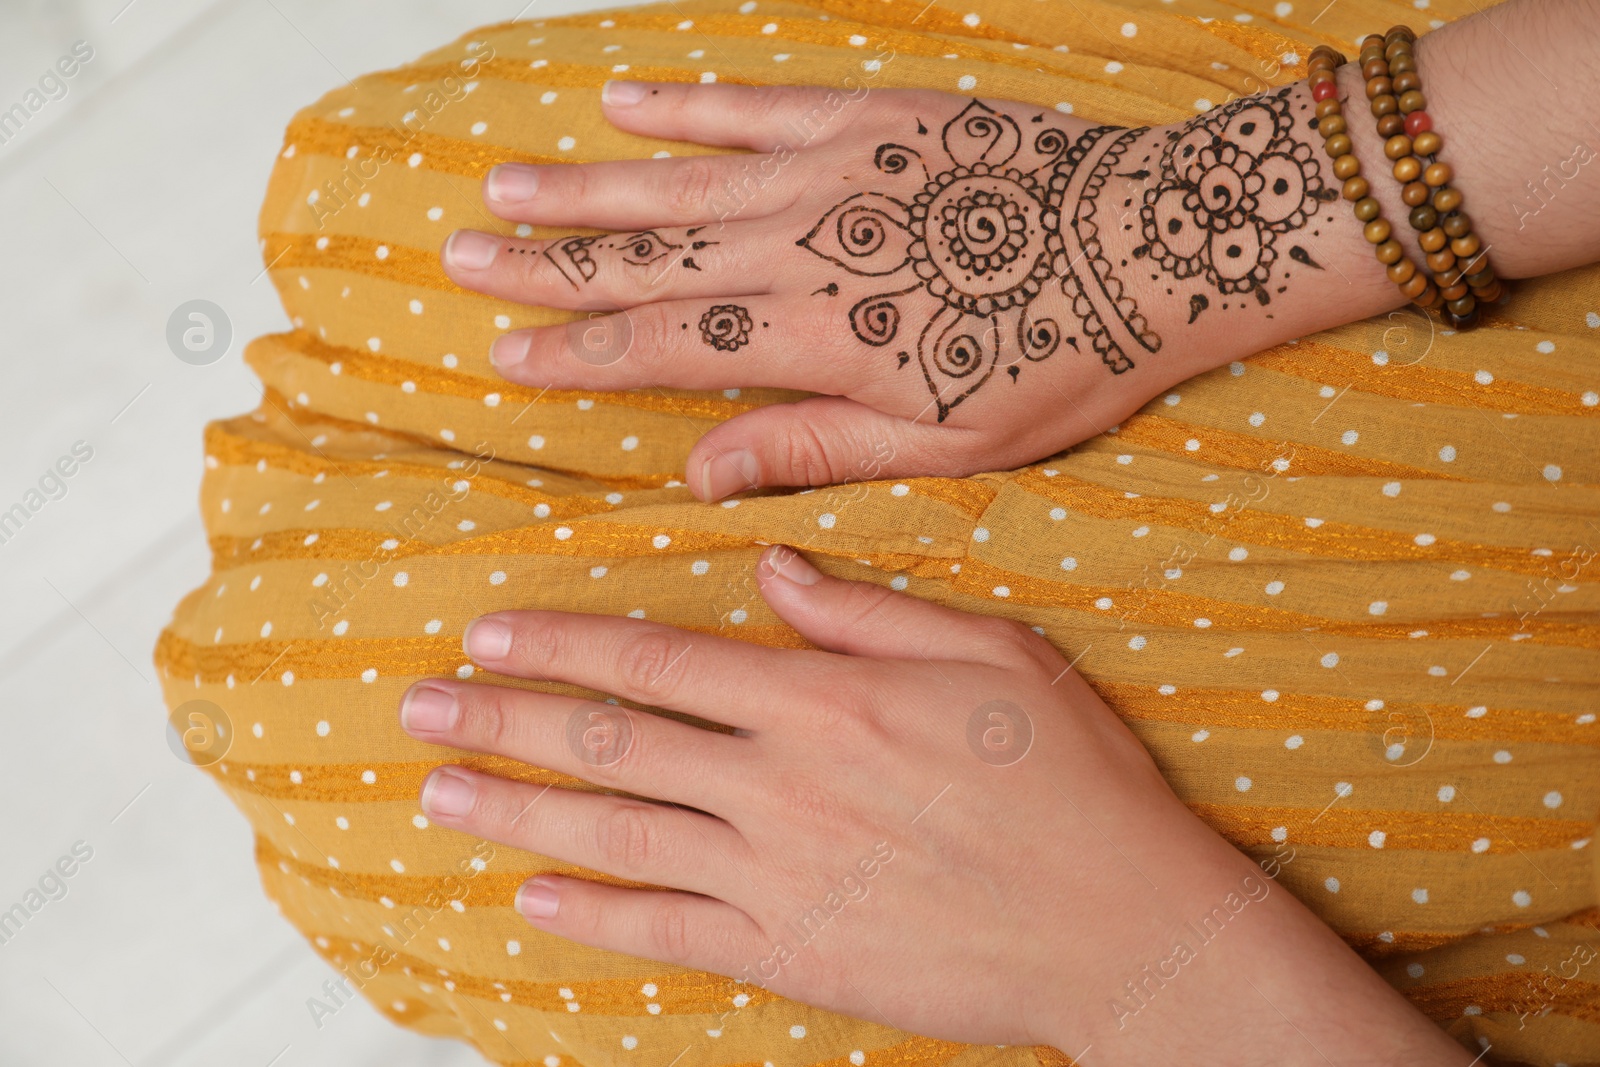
[753,544,1044,667]
[687,395,987,502]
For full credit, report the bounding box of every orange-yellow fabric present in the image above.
[155,1,1600,1064]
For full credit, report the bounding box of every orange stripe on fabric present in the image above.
[1110,413,1461,480]
[1189,801,1590,855]
[1405,972,1600,1026]
[282,115,567,178]
[154,624,815,696]
[1099,681,1600,749]
[1253,341,1600,417]
[255,329,757,424]
[204,426,613,514]
[951,555,1600,649]
[1010,469,1569,577]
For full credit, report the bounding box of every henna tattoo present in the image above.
[798,99,1073,420]
[1047,126,1162,374]
[790,89,1333,419]
[544,230,683,288]
[699,305,753,351]
[1140,93,1324,299]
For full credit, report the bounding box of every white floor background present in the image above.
[0,2,610,1063]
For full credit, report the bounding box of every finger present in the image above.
[419,766,746,896]
[442,223,777,312]
[601,80,869,151]
[515,874,766,980]
[400,680,748,809]
[482,155,808,228]
[754,544,1058,669]
[489,297,864,392]
[460,610,834,730]
[687,394,990,501]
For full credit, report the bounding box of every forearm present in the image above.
[1034,819,1473,1064]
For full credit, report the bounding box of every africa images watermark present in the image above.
[0,440,95,548]
[0,841,95,948]
[0,40,95,149]
[1106,869,1276,1030]
[306,40,497,230]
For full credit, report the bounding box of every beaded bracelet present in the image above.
[1307,45,1440,313]
[1359,26,1503,329]
[1309,32,1506,329]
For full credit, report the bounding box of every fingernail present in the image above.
[601,80,647,106]
[421,768,477,818]
[491,332,532,369]
[769,545,821,586]
[517,878,561,919]
[699,448,759,501]
[486,163,540,204]
[401,683,459,733]
[444,229,500,271]
[464,617,514,660]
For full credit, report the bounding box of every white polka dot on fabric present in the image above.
[1544,791,1564,808]
[1121,21,1137,35]
[1235,776,1252,792]
[1412,888,1429,904]
[1513,890,1532,907]
[957,74,977,90]
[1325,877,1340,893]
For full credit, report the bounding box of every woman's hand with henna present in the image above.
[399,546,1471,1065]
[442,81,1396,499]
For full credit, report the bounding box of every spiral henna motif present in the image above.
[933,321,986,379]
[795,97,1222,421]
[850,293,904,346]
[873,143,924,177]
[839,205,889,257]
[699,305,753,352]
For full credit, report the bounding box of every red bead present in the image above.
[1312,80,1339,102]
[1404,110,1432,136]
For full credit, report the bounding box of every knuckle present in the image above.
[779,416,848,486]
[615,628,690,704]
[773,773,838,824]
[507,613,562,671]
[463,685,517,750]
[647,898,693,964]
[664,157,718,219]
[596,804,655,873]
[973,617,1043,668]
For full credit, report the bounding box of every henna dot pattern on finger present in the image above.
[543,229,685,288]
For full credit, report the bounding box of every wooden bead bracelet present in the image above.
[1309,31,1506,329]
[1307,44,1440,314]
